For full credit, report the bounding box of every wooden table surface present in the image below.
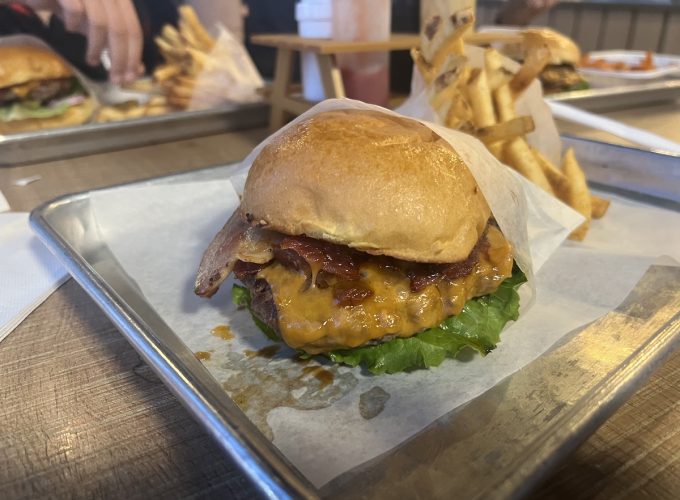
[1,106,678,499]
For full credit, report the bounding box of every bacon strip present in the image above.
[279,235,361,281]
[194,207,276,297]
[405,230,487,292]
[198,215,492,304]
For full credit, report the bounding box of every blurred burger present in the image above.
[0,45,95,134]
[195,110,525,374]
[504,28,589,93]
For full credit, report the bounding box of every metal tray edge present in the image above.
[501,306,680,499]
[28,140,680,499]
[29,196,318,500]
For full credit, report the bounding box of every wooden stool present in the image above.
[251,34,418,131]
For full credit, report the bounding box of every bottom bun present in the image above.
[0,97,95,135]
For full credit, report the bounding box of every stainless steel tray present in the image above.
[30,140,680,499]
[547,80,680,112]
[0,102,268,167]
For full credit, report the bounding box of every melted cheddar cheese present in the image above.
[8,80,42,98]
[257,226,514,354]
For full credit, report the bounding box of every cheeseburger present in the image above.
[0,45,94,134]
[195,110,525,373]
[504,28,588,93]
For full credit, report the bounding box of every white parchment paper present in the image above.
[188,26,264,110]
[89,177,680,487]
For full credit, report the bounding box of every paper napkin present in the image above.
[0,213,67,343]
[0,190,9,213]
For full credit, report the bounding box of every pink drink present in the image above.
[340,63,390,107]
[333,0,392,106]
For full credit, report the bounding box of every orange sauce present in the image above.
[195,351,212,361]
[301,365,335,389]
[211,324,234,340]
[244,345,281,359]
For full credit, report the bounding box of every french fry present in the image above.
[167,94,191,109]
[562,147,592,240]
[411,47,433,83]
[467,57,502,156]
[144,105,172,117]
[486,48,517,122]
[155,37,186,60]
[161,25,184,49]
[477,116,535,144]
[429,58,466,111]
[533,148,569,193]
[167,82,195,99]
[493,84,516,122]
[175,75,197,88]
[467,68,496,128]
[420,15,444,62]
[153,64,181,83]
[96,106,125,123]
[510,45,551,97]
[487,67,513,91]
[445,97,473,129]
[147,95,168,107]
[187,47,209,70]
[429,15,474,76]
[591,195,610,219]
[484,49,513,90]
[504,138,554,194]
[484,48,504,74]
[179,5,215,50]
[179,22,203,51]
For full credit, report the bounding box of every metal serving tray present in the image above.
[547,79,680,112]
[30,140,680,499]
[0,102,268,167]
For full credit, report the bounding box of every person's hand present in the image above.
[496,0,559,26]
[25,0,144,84]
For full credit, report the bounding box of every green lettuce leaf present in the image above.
[328,269,526,374]
[0,100,72,122]
[232,268,527,374]
[567,80,590,91]
[231,284,280,341]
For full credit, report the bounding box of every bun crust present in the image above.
[0,97,94,134]
[523,28,581,65]
[0,45,73,89]
[242,110,491,263]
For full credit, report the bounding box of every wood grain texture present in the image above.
[0,129,269,212]
[0,117,678,499]
[0,281,259,499]
[250,34,419,55]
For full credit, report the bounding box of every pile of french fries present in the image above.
[153,6,217,110]
[96,95,171,123]
[412,10,608,240]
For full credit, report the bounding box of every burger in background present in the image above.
[0,45,94,134]
[502,28,589,93]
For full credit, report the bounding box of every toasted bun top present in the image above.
[0,45,73,89]
[0,97,94,135]
[523,28,581,65]
[242,110,491,263]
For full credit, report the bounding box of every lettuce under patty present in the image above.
[232,267,526,374]
[232,284,280,342]
[0,100,70,121]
